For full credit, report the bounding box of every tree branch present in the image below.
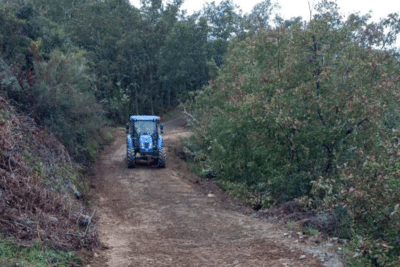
[346,118,369,135]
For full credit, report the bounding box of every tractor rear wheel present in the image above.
[127,148,136,168]
[158,148,166,168]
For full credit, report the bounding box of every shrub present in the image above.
[184,2,400,265]
[185,0,400,202]
[33,49,107,162]
[0,5,31,62]
[338,136,400,266]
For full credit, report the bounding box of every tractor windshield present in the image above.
[134,121,157,135]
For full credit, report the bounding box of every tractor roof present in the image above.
[130,115,160,122]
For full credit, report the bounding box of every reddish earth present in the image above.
[88,117,340,267]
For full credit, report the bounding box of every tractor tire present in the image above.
[158,147,166,168]
[127,148,136,168]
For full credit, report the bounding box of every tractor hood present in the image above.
[139,134,153,152]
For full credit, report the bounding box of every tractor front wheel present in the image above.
[158,148,166,168]
[127,148,136,168]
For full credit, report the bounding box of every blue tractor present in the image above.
[126,115,166,168]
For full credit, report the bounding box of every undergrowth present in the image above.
[0,238,83,267]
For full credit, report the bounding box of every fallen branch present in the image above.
[85,210,96,235]
[183,108,200,125]
[8,157,14,179]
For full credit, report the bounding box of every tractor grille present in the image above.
[144,142,149,149]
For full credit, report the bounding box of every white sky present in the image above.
[129,0,400,22]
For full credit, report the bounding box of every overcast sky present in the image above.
[129,0,400,22]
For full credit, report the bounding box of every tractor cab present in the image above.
[126,115,166,168]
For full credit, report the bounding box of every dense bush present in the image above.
[33,49,107,161]
[0,1,109,163]
[0,4,31,62]
[187,16,400,201]
[184,1,400,265]
[339,136,400,266]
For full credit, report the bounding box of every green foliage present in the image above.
[0,4,31,61]
[241,0,278,36]
[0,238,83,267]
[217,179,270,209]
[202,0,243,66]
[286,221,295,228]
[218,180,249,201]
[0,0,241,122]
[0,109,11,121]
[159,16,209,105]
[33,49,106,161]
[187,0,400,200]
[203,0,242,40]
[65,0,193,119]
[338,136,400,266]
[345,233,400,267]
[185,1,400,264]
[0,1,110,164]
[304,226,319,236]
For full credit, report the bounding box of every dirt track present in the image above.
[89,118,338,267]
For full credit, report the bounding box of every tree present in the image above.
[0,3,31,62]
[159,15,209,108]
[186,1,400,264]
[202,0,243,66]
[136,0,183,115]
[242,0,277,33]
[65,0,184,119]
[187,0,400,202]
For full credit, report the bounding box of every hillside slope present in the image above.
[0,69,102,265]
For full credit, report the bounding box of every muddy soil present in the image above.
[89,118,343,267]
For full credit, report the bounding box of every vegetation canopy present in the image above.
[184,1,400,265]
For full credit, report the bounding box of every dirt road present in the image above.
[89,118,341,267]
